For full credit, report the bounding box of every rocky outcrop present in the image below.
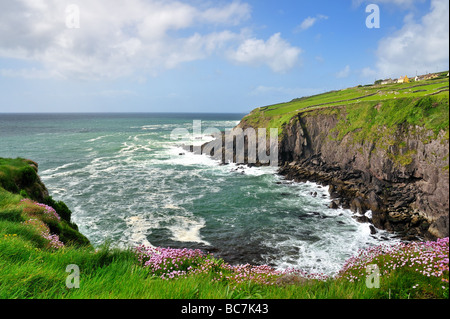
[196,105,449,240]
[191,128,278,167]
[0,158,49,202]
[277,110,449,240]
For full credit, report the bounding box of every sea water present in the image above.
[0,113,398,275]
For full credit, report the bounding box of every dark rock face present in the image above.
[188,128,278,167]
[277,111,449,240]
[194,108,449,240]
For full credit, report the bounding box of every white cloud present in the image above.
[136,2,198,40]
[0,0,269,80]
[374,0,449,77]
[227,33,302,73]
[336,65,351,78]
[295,14,328,32]
[299,17,317,31]
[200,1,252,25]
[161,30,239,69]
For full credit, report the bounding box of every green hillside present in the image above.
[241,72,449,138]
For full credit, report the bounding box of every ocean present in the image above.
[0,113,398,275]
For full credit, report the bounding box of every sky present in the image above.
[0,0,448,113]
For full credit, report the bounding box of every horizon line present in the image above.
[0,111,248,115]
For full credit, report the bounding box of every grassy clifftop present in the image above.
[0,158,90,248]
[240,72,449,140]
[0,158,48,202]
[0,157,448,299]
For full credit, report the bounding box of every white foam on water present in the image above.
[45,187,67,196]
[132,133,156,142]
[226,163,278,177]
[124,215,155,248]
[122,212,210,247]
[167,216,210,246]
[264,190,402,276]
[163,145,222,167]
[120,138,157,156]
[270,229,362,275]
[41,162,78,176]
[86,134,113,143]
[162,139,279,179]
[141,124,178,131]
[163,204,182,210]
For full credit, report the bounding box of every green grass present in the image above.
[0,158,90,247]
[331,95,449,141]
[240,75,449,140]
[0,232,447,299]
[0,158,32,194]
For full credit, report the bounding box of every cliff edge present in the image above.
[277,105,448,240]
[201,75,449,240]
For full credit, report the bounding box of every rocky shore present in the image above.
[276,111,448,240]
[195,107,449,241]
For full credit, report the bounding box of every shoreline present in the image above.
[195,115,448,243]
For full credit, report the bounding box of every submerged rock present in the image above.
[329,200,340,209]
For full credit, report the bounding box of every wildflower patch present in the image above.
[135,238,449,294]
[20,199,61,221]
[337,238,449,290]
[135,245,328,287]
[23,218,64,250]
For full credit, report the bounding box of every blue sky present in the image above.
[0,0,448,113]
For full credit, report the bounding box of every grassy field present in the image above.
[240,72,449,138]
[0,158,448,299]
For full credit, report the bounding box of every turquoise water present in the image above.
[0,113,398,275]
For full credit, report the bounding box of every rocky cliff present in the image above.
[198,96,449,240]
[276,107,449,240]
